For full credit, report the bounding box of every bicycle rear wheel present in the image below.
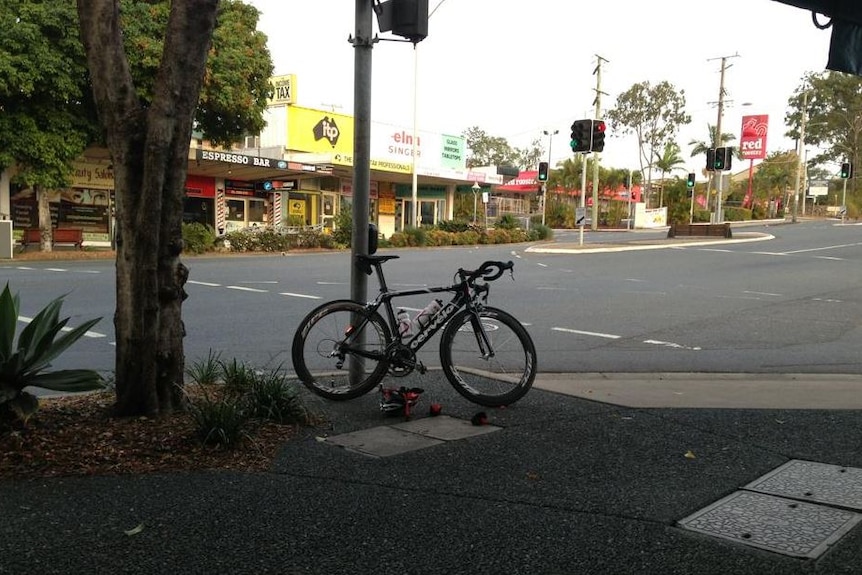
[292,300,392,400]
[439,306,537,407]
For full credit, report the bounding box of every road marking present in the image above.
[19,316,107,338]
[317,281,345,285]
[643,339,702,351]
[44,268,67,272]
[188,280,221,287]
[226,286,268,293]
[743,290,782,297]
[279,292,322,300]
[699,248,734,253]
[812,297,842,303]
[552,327,620,339]
[624,278,646,282]
[537,286,566,291]
[750,251,788,256]
[241,280,278,284]
[783,241,862,255]
[814,256,845,261]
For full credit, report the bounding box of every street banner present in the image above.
[740,115,769,160]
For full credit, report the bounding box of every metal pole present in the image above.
[579,154,588,246]
[350,0,372,382]
[591,55,607,231]
[792,91,807,224]
[842,177,848,223]
[627,169,633,230]
[541,129,557,226]
[410,46,419,228]
[714,57,727,223]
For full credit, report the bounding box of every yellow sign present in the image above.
[378,188,396,215]
[70,160,115,190]
[287,106,354,155]
[268,74,296,106]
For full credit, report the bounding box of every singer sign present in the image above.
[740,115,769,160]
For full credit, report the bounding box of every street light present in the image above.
[471,181,480,224]
[541,129,558,226]
[410,0,448,229]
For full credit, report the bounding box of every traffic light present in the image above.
[841,162,852,179]
[705,148,716,172]
[713,147,727,170]
[591,120,606,152]
[723,146,733,171]
[686,173,696,188]
[537,161,549,182]
[570,119,592,153]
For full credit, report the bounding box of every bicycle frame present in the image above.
[355,258,493,360]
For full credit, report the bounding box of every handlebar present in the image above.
[458,260,514,283]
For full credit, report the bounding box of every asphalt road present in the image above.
[2,219,861,376]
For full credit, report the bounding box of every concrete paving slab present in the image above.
[679,490,862,559]
[325,425,444,457]
[745,460,862,511]
[535,372,862,409]
[392,414,501,440]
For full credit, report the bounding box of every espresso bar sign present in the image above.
[197,149,289,170]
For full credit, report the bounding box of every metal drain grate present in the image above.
[744,460,862,511]
[679,491,862,558]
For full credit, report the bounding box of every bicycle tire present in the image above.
[292,300,392,401]
[439,306,537,407]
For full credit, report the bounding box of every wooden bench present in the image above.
[667,223,732,239]
[19,227,85,251]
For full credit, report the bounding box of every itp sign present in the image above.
[740,115,768,160]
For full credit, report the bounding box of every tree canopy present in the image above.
[605,80,691,192]
[462,126,542,170]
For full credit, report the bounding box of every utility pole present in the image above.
[792,90,808,224]
[590,54,608,231]
[708,53,738,223]
[350,0,373,383]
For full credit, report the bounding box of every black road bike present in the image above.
[291,254,537,407]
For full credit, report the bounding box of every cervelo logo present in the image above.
[313,116,340,147]
[410,302,457,350]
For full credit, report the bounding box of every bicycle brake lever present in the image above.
[508,268,514,280]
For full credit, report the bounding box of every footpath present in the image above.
[3,223,862,574]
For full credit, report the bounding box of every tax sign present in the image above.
[740,114,769,160]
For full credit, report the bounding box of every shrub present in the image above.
[403,227,427,246]
[0,284,103,424]
[437,220,470,233]
[186,349,222,386]
[244,368,311,425]
[494,214,519,230]
[531,223,552,240]
[331,206,352,246]
[186,386,248,447]
[182,222,216,254]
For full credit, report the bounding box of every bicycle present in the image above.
[291,254,537,407]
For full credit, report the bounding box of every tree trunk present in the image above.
[36,186,52,252]
[77,0,218,417]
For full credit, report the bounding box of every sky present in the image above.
[245,0,833,177]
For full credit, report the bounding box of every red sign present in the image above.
[740,115,769,160]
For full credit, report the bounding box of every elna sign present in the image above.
[740,115,769,160]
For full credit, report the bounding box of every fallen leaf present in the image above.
[124,523,144,536]
[526,471,541,481]
[684,450,696,459]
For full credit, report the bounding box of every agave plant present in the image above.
[0,283,104,422]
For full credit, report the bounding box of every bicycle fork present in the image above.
[467,309,495,360]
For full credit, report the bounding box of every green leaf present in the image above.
[10,392,39,422]
[22,317,101,373]
[28,369,104,392]
[0,283,19,362]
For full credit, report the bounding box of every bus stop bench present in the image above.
[19,227,85,251]
[667,223,732,239]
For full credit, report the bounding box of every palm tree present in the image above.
[653,143,685,207]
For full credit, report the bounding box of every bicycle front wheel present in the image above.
[292,300,392,401]
[439,306,537,407]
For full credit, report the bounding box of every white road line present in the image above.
[624,278,646,282]
[19,316,106,338]
[537,286,566,291]
[783,242,862,254]
[743,290,782,297]
[279,292,322,300]
[537,263,548,267]
[815,256,845,261]
[226,286,268,293]
[240,281,278,284]
[812,297,842,303]
[317,281,346,285]
[750,251,788,256]
[15,266,35,270]
[552,327,620,339]
[699,248,733,253]
[44,268,67,272]
[187,280,221,287]
[643,339,701,351]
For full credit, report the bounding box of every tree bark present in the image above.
[77,0,218,416]
[36,186,52,252]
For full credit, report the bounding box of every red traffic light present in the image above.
[594,121,606,132]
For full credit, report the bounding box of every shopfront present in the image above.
[9,159,114,239]
[223,179,267,233]
[184,174,216,227]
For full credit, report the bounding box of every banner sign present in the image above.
[740,115,769,160]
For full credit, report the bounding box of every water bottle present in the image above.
[415,298,443,329]
[396,309,413,340]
